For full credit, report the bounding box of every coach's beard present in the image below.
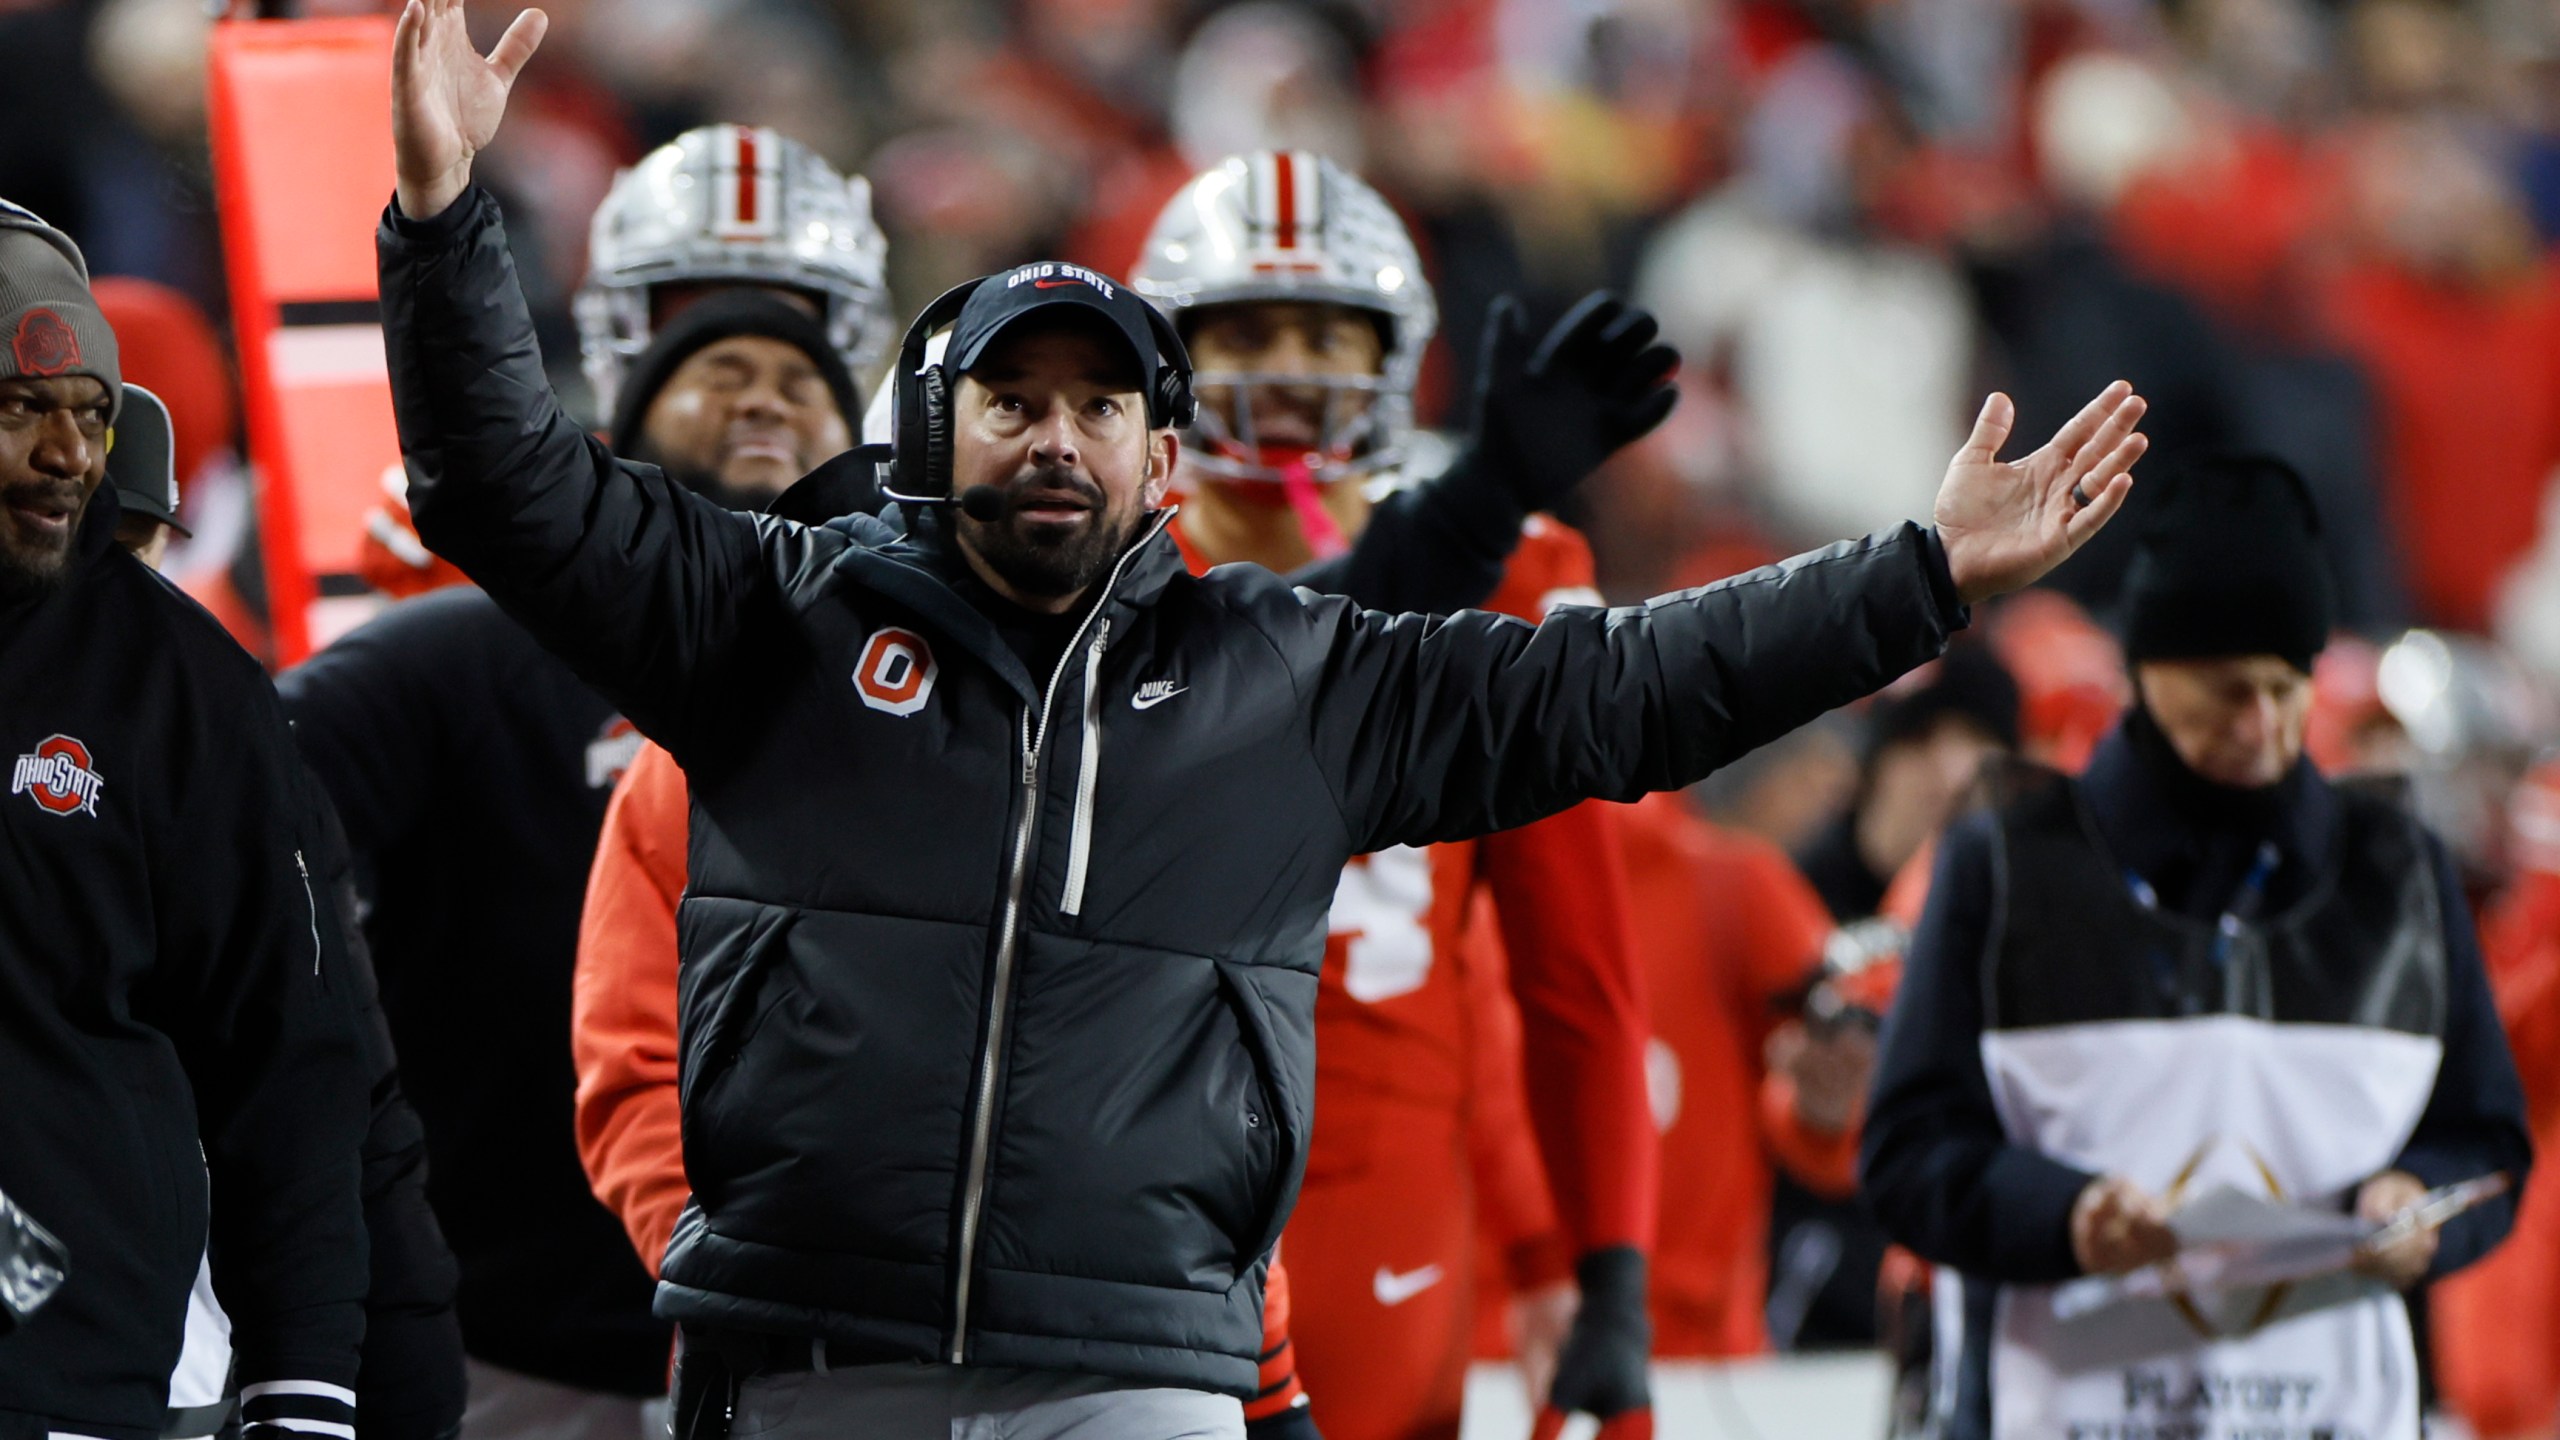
[0,478,87,599]
[959,463,1144,603]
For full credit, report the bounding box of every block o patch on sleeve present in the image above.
[855,627,937,716]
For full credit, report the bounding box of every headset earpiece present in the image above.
[920,366,954,499]
[885,278,985,509]
[1142,302,1197,431]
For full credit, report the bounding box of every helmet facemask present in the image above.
[1185,351,1399,489]
[1132,150,1438,544]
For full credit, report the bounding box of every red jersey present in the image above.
[1199,513,1649,1435]
[1167,511,1656,1252]
[1285,517,1657,1257]
[1619,793,1843,1356]
[2432,759,2560,1437]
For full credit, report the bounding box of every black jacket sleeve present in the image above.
[142,652,371,1419]
[2391,838,2533,1278]
[299,774,466,1440]
[1296,522,1965,853]
[1859,813,2095,1285]
[1282,457,1523,612]
[378,186,795,748]
[277,596,461,862]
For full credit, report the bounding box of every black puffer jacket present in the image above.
[381,186,1968,1397]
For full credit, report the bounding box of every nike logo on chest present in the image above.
[1131,680,1188,710]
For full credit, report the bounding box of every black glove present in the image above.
[1464,291,1680,520]
[1245,1403,1325,1440]
[1545,1245,1652,1425]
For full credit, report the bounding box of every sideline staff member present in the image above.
[0,200,370,1439]
[1862,456,2532,1440]
[381,3,2146,1433]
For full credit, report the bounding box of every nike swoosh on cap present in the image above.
[1031,279,1082,289]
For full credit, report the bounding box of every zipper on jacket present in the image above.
[294,850,320,976]
[1059,619,1110,917]
[949,513,1168,1362]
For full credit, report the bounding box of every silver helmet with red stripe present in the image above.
[575,124,892,422]
[1130,151,1435,485]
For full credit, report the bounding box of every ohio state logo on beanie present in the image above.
[11,309,79,377]
[854,627,936,717]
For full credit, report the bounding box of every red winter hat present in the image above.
[91,276,235,488]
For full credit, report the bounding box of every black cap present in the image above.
[106,383,188,536]
[2121,453,2332,672]
[1871,642,2021,756]
[607,290,861,454]
[946,262,1182,426]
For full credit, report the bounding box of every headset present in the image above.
[879,275,1198,516]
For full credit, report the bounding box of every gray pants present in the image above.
[732,1362,1243,1440]
[462,1357,669,1440]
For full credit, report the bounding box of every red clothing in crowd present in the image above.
[2432,758,2560,1437]
[1618,793,1850,1355]
[2319,258,2560,630]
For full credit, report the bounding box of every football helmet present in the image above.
[1130,150,1434,486]
[575,125,892,422]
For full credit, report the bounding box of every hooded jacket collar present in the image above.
[822,503,1185,705]
[2077,713,2336,921]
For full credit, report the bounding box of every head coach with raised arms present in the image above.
[378,4,2148,1435]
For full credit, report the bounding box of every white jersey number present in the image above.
[1329,845,1436,1003]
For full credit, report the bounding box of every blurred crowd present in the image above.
[24,0,2560,640]
[17,0,2560,636]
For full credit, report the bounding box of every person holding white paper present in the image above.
[1861,454,2534,1440]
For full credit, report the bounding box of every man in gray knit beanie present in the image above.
[0,198,122,596]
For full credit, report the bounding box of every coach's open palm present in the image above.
[1934,381,2148,604]
[392,0,548,222]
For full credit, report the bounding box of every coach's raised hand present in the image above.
[392,0,548,221]
[1934,381,2147,604]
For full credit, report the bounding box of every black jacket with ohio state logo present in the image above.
[283,276,1534,1402]
[287,292,1536,1406]
[383,186,1969,1396]
[0,488,370,1440]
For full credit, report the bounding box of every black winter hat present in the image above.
[606,289,860,454]
[1870,641,2021,756]
[2120,453,2332,672]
